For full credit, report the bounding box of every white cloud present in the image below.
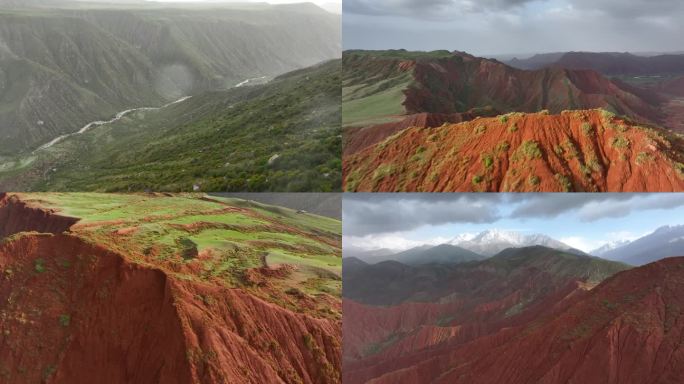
[345,234,452,252]
[559,236,601,252]
[150,0,341,13]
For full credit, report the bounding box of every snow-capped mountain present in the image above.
[590,240,632,256]
[449,229,574,256]
[600,225,684,265]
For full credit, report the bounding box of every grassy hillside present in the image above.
[486,246,630,284]
[0,2,341,155]
[0,60,342,192]
[15,192,342,304]
[0,191,342,382]
[344,246,630,305]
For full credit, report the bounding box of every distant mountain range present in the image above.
[342,49,684,192]
[347,226,684,268]
[346,229,580,265]
[379,244,484,265]
[593,225,684,265]
[344,243,684,383]
[343,245,628,305]
[506,51,684,76]
[449,229,577,256]
[343,247,684,384]
[590,239,632,256]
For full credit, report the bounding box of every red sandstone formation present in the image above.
[342,51,684,185]
[343,111,495,156]
[0,193,79,237]
[344,109,684,192]
[0,195,341,384]
[346,257,684,384]
[659,76,684,97]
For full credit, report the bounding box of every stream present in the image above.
[34,96,193,152]
[33,74,269,153]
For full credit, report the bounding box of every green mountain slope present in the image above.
[0,60,342,192]
[0,2,341,155]
[344,246,630,305]
[360,244,485,265]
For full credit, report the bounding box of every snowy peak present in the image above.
[590,240,632,256]
[601,224,684,265]
[653,224,684,235]
[450,229,572,256]
[470,229,527,244]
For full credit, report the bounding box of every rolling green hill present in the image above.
[0,60,342,192]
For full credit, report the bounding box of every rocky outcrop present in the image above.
[344,251,684,384]
[0,194,342,383]
[344,109,684,192]
[358,257,684,384]
[344,109,499,156]
[0,193,78,238]
[0,231,341,384]
[343,51,665,128]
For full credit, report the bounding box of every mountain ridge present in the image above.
[0,59,343,192]
[599,224,684,265]
[0,4,340,155]
[450,229,576,256]
[343,246,634,383]
[344,108,684,192]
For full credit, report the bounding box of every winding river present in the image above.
[34,96,193,152]
[33,75,269,153]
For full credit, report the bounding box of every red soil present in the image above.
[0,193,79,237]
[344,109,684,192]
[343,261,599,383]
[0,197,341,384]
[659,76,684,97]
[344,112,488,156]
[396,52,662,126]
[662,97,684,133]
[349,257,684,384]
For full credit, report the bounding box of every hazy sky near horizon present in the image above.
[150,0,341,13]
[343,194,684,253]
[343,0,684,56]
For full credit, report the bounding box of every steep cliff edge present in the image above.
[0,193,79,237]
[0,193,341,383]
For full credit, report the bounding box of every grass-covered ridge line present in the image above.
[345,49,455,60]
[1,60,342,192]
[15,192,342,318]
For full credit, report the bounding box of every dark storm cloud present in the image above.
[342,193,503,236]
[512,194,684,222]
[344,194,684,237]
[343,0,684,54]
[509,194,633,219]
[570,0,684,17]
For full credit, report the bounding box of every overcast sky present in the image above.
[151,0,341,13]
[343,193,684,253]
[343,0,684,56]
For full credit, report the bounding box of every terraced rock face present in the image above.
[344,109,684,192]
[0,193,341,383]
[341,50,668,152]
[346,256,684,384]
